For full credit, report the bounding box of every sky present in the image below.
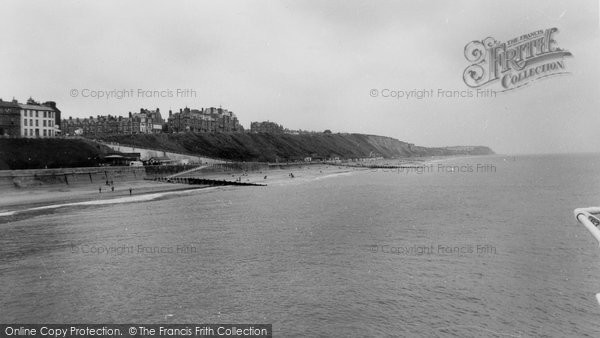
[1,0,598,154]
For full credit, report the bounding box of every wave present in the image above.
[313,171,354,181]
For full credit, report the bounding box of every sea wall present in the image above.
[0,166,147,190]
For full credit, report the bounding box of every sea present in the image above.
[1,154,600,337]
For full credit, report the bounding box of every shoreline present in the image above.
[0,181,210,215]
[0,155,498,216]
[0,164,361,216]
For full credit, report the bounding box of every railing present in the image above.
[574,207,600,305]
[574,207,600,245]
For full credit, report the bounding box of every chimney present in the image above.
[169,110,172,117]
[43,101,57,109]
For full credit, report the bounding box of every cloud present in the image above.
[0,0,597,153]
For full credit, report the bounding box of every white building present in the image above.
[20,103,58,138]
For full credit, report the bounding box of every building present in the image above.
[140,108,164,133]
[103,152,141,166]
[167,106,243,133]
[43,101,61,131]
[250,121,284,133]
[60,105,244,137]
[0,98,60,138]
[0,99,21,138]
[20,98,60,138]
[61,107,164,137]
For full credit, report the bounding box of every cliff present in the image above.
[98,133,494,162]
[0,138,117,169]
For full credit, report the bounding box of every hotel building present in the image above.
[167,107,243,133]
[0,98,60,138]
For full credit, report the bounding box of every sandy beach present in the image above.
[0,180,208,214]
[0,163,363,215]
[183,163,365,186]
[0,157,465,215]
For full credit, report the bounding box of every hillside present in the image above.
[99,133,494,162]
[0,138,117,170]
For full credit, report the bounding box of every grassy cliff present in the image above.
[0,138,117,170]
[99,133,494,162]
[0,133,494,169]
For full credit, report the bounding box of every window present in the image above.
[24,111,27,117]
[30,119,32,125]
[35,111,38,117]
[43,111,47,118]
[43,130,47,137]
[43,120,46,127]
[30,129,33,136]
[35,120,38,127]
[24,119,27,126]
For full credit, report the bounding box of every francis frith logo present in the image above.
[463,28,572,91]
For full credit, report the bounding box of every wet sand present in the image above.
[180,163,366,186]
[0,180,207,213]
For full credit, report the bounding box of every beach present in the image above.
[0,163,366,216]
[0,180,208,214]
[0,157,479,215]
[181,163,366,185]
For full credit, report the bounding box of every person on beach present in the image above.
[129,188,132,195]
[99,187,102,193]
[111,186,114,192]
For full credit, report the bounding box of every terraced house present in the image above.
[61,108,164,136]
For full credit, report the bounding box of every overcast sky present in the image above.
[1,0,598,154]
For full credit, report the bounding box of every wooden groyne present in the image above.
[153,176,266,187]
